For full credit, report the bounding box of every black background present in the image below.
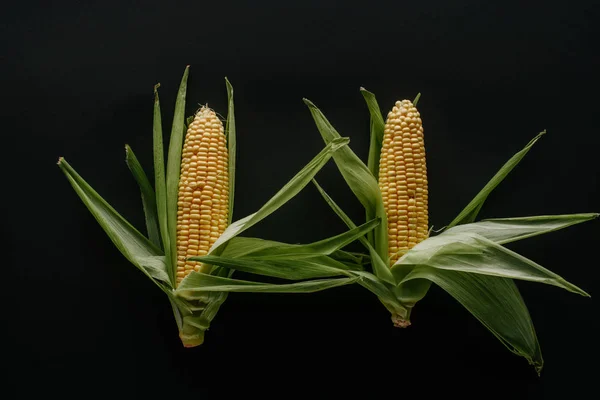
[2,0,598,397]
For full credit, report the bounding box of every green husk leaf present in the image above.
[402,267,543,374]
[176,272,359,298]
[304,99,388,264]
[393,278,432,308]
[166,66,190,284]
[189,255,351,280]
[360,87,385,180]
[331,250,371,266]
[124,144,161,249]
[219,237,285,258]
[361,87,385,245]
[393,231,589,296]
[178,266,232,347]
[219,237,364,272]
[447,130,546,228]
[225,77,236,225]
[152,84,171,282]
[242,218,379,260]
[348,270,408,318]
[312,179,394,284]
[446,214,599,245]
[209,137,350,252]
[135,255,170,283]
[57,158,170,287]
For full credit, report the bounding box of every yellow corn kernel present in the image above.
[379,99,428,265]
[176,107,229,285]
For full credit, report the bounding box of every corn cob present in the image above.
[176,106,229,284]
[379,99,429,265]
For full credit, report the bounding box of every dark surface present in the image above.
[2,0,598,397]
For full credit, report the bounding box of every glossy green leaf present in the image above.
[361,87,386,245]
[360,87,385,180]
[57,158,170,287]
[393,231,588,296]
[124,144,161,249]
[244,218,379,260]
[445,214,599,245]
[304,99,388,263]
[447,130,546,228]
[135,255,170,283]
[166,66,190,283]
[209,137,350,252]
[219,237,365,270]
[402,267,543,373]
[176,273,359,299]
[225,77,236,225]
[152,84,171,282]
[189,255,351,280]
[220,237,284,258]
[312,179,394,284]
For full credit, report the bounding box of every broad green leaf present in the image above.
[219,237,366,272]
[445,214,599,245]
[393,231,589,296]
[189,255,351,280]
[124,145,161,249]
[209,137,350,251]
[447,130,546,228]
[243,218,379,260]
[304,99,388,264]
[57,158,170,288]
[225,77,236,225]
[176,272,359,299]
[402,267,543,373]
[360,87,385,180]
[152,84,171,282]
[312,179,395,284]
[135,256,170,283]
[166,66,190,283]
[393,278,432,308]
[361,88,386,245]
[220,237,285,258]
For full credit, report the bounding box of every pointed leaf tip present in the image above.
[57,156,64,165]
[303,98,316,107]
[154,83,160,93]
[413,93,421,106]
